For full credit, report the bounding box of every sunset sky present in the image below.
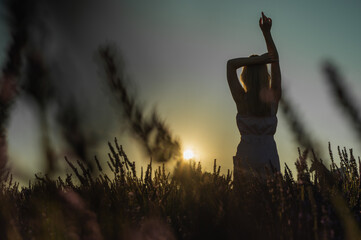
[1,0,361,178]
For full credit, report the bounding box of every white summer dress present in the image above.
[233,113,280,178]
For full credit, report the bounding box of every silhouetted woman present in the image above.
[226,12,281,181]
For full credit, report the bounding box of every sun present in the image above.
[183,149,195,160]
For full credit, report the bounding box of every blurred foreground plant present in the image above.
[98,45,181,163]
[0,0,34,180]
[323,61,361,142]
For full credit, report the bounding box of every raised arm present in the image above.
[260,12,281,102]
[227,53,273,103]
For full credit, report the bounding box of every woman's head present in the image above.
[240,54,272,116]
[240,55,270,92]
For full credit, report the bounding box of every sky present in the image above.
[1,0,361,179]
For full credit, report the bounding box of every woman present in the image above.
[226,12,281,181]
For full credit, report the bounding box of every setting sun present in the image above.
[183,149,195,160]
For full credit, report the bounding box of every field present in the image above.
[0,142,359,239]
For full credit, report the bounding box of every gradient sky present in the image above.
[2,0,361,179]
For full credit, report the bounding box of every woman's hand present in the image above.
[259,12,272,34]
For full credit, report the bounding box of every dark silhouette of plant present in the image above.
[278,80,361,237]
[56,99,97,172]
[0,0,34,181]
[279,90,326,174]
[98,45,181,163]
[280,91,316,151]
[22,50,56,174]
[2,0,100,175]
[323,61,361,141]
[1,0,62,175]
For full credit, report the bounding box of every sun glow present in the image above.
[183,149,195,160]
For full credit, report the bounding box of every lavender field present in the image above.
[1,1,361,239]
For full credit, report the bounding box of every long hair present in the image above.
[240,55,272,116]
